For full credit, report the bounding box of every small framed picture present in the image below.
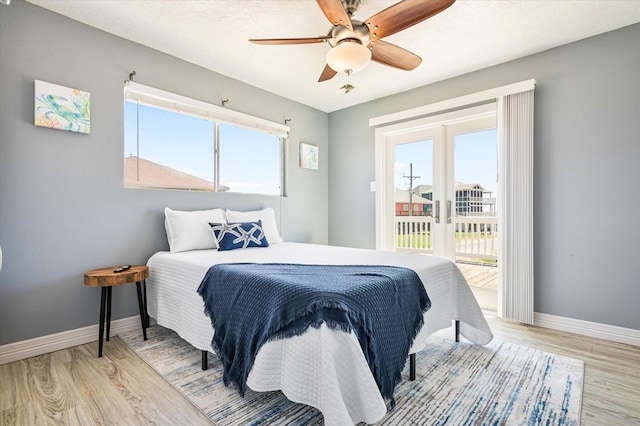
[299,142,318,170]
[34,80,91,134]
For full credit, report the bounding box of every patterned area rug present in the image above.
[119,325,583,425]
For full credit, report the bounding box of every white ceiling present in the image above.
[26,0,640,113]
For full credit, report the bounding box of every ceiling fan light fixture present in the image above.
[326,40,371,74]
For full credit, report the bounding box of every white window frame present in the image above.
[124,81,289,195]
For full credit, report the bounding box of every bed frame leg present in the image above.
[409,353,416,381]
[408,320,460,381]
[202,350,208,370]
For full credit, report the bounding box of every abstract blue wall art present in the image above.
[34,80,90,134]
[299,142,318,170]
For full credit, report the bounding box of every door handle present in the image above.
[434,200,440,223]
[447,200,452,224]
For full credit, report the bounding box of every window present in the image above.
[124,103,215,191]
[218,124,282,195]
[124,82,288,195]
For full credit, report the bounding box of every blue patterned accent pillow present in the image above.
[209,221,270,251]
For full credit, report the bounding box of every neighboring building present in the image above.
[394,188,432,216]
[124,156,229,191]
[412,183,496,216]
[413,184,433,201]
[453,183,496,216]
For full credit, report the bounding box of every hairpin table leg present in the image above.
[98,287,107,357]
[136,281,147,340]
[105,286,112,341]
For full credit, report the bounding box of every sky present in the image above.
[394,128,498,195]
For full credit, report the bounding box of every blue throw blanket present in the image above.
[197,263,431,406]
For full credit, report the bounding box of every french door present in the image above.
[378,104,498,310]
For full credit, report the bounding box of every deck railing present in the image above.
[395,216,435,253]
[395,215,498,261]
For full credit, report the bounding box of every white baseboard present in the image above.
[534,312,640,347]
[0,316,142,365]
[2,312,638,365]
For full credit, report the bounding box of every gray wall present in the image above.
[328,24,640,330]
[0,1,328,345]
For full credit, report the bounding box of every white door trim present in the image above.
[369,79,535,127]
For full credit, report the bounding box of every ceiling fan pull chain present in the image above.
[340,69,355,94]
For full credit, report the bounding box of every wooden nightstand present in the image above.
[84,265,149,357]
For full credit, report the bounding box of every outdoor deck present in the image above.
[394,215,499,291]
[456,262,497,290]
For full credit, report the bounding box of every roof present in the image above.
[455,183,488,191]
[124,156,229,191]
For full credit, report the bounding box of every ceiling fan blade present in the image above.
[365,0,455,42]
[316,0,352,29]
[318,64,338,82]
[250,36,331,45]
[370,40,422,70]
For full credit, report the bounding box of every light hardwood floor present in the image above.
[0,337,210,425]
[1,318,639,425]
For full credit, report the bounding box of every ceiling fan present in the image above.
[249,0,455,89]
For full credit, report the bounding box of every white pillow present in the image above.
[164,207,227,253]
[225,207,283,244]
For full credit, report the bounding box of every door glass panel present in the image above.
[393,140,434,253]
[454,129,498,292]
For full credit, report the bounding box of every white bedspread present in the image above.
[146,242,492,425]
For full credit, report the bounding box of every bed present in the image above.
[145,208,493,425]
